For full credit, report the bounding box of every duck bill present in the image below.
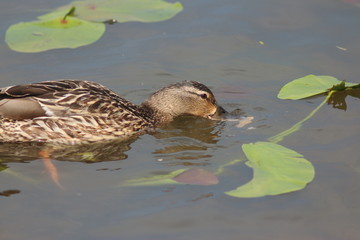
[208,105,228,120]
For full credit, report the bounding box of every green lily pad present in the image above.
[39,0,183,22]
[225,142,315,198]
[278,74,359,100]
[5,16,105,53]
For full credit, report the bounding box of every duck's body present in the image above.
[0,80,222,144]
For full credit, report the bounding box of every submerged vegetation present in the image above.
[121,75,360,198]
[2,2,360,199]
[1,75,359,198]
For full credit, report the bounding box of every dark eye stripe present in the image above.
[187,91,216,104]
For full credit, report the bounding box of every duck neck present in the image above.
[139,101,174,126]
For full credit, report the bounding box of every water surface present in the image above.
[1,0,360,239]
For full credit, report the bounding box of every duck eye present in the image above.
[200,93,208,99]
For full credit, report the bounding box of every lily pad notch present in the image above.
[5,0,184,53]
[5,8,106,53]
[225,142,315,198]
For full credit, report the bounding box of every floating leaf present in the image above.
[329,80,360,91]
[121,169,186,187]
[39,0,183,23]
[172,168,219,185]
[278,74,359,100]
[5,16,105,53]
[121,168,218,187]
[225,142,315,198]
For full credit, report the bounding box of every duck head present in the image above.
[142,80,227,123]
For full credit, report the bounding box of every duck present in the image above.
[0,79,225,144]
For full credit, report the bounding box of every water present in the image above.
[1,0,360,239]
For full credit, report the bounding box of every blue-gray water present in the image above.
[1,0,360,239]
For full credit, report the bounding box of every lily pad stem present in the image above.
[268,90,336,143]
[214,90,337,175]
[63,6,76,21]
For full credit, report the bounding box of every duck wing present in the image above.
[0,80,142,120]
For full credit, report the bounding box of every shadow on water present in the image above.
[327,88,360,111]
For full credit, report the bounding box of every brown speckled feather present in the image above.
[0,80,154,143]
[1,80,151,119]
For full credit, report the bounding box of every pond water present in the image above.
[1,0,360,239]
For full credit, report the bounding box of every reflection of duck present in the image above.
[152,116,226,166]
[0,116,224,165]
[0,80,225,144]
[0,137,137,163]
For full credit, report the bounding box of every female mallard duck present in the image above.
[0,80,224,144]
